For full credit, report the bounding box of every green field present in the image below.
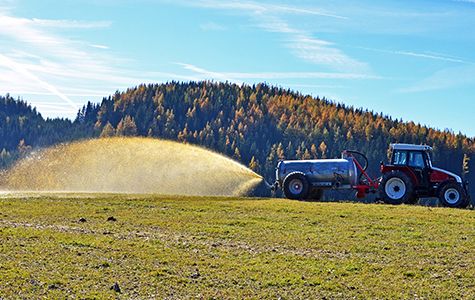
[0,194,473,299]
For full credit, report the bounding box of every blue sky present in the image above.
[1,0,475,136]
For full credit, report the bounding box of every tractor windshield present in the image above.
[408,152,425,168]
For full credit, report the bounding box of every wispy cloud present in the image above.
[0,10,189,117]
[30,18,112,29]
[89,44,110,49]
[179,0,367,73]
[177,63,379,82]
[200,21,226,31]
[288,34,368,72]
[0,53,78,109]
[453,0,475,4]
[0,13,118,112]
[184,0,348,19]
[399,64,475,93]
[394,51,466,63]
[358,46,471,64]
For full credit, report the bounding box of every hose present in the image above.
[345,150,369,172]
[345,150,369,184]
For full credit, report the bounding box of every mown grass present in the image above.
[0,193,473,299]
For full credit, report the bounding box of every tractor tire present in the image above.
[438,182,469,208]
[306,189,324,202]
[379,171,414,205]
[283,173,309,200]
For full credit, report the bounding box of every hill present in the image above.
[0,193,473,298]
[1,82,473,184]
[0,94,96,169]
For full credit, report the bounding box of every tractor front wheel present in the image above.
[438,182,468,208]
[379,171,414,205]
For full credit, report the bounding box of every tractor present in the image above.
[274,143,470,208]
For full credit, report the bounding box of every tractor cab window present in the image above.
[392,150,407,165]
[408,151,425,168]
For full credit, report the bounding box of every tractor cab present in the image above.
[389,144,432,168]
[386,144,433,188]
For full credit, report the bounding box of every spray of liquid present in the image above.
[1,137,263,196]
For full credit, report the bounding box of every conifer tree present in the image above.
[319,141,328,159]
[249,156,260,172]
[100,122,115,137]
[116,116,138,136]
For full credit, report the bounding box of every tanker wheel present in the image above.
[306,189,323,202]
[379,171,414,205]
[283,173,309,200]
[438,182,468,208]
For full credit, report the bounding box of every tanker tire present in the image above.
[306,189,323,202]
[438,182,468,208]
[379,171,414,205]
[283,173,309,200]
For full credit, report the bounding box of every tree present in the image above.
[249,156,260,172]
[116,116,138,136]
[17,139,31,156]
[303,148,311,160]
[276,143,285,160]
[319,141,328,159]
[233,147,241,161]
[310,144,318,159]
[0,148,12,168]
[100,122,115,137]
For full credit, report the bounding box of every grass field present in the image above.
[0,193,473,299]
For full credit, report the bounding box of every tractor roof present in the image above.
[390,143,433,151]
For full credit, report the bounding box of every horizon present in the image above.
[1,0,475,136]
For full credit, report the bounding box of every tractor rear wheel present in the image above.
[438,182,468,208]
[379,171,414,205]
[283,173,309,200]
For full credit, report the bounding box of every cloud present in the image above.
[176,63,379,82]
[178,0,367,73]
[0,53,78,109]
[200,21,226,31]
[453,0,475,4]
[31,18,112,29]
[399,64,475,93]
[251,13,368,72]
[185,0,348,19]
[89,44,110,49]
[264,4,348,19]
[0,10,190,117]
[357,46,470,64]
[288,34,369,72]
[392,51,465,63]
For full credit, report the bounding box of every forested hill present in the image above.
[1,82,473,183]
[0,95,71,168]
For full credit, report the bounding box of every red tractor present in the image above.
[378,144,469,208]
[275,143,470,208]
